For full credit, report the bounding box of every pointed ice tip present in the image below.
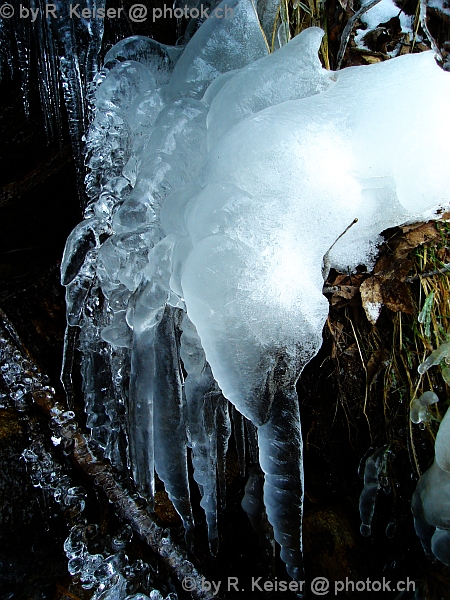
[184,523,195,555]
[208,536,219,557]
[286,563,304,582]
[291,26,325,59]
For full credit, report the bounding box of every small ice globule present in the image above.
[410,391,439,424]
[61,0,450,579]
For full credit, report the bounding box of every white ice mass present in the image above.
[61,0,450,579]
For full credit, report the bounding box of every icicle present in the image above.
[231,406,246,477]
[79,286,113,447]
[83,0,107,87]
[55,51,86,199]
[180,314,220,555]
[11,0,31,116]
[0,16,14,81]
[108,345,131,470]
[242,466,265,530]
[127,322,156,504]
[246,419,259,465]
[359,445,390,537]
[61,325,78,410]
[153,305,194,547]
[216,395,231,511]
[48,0,107,202]
[257,384,305,580]
[241,464,274,562]
[418,342,450,375]
[30,0,63,141]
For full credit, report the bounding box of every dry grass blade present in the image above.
[269,0,330,66]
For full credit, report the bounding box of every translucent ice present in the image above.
[412,404,450,566]
[435,407,450,473]
[410,391,439,424]
[206,27,333,147]
[62,2,450,582]
[418,342,450,375]
[166,0,268,100]
[359,445,390,537]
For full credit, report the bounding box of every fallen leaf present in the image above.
[360,277,383,324]
[380,278,414,315]
[360,273,414,324]
[394,222,441,259]
[331,285,359,306]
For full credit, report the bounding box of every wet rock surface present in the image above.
[0,408,67,599]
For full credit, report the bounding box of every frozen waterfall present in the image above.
[56,0,450,583]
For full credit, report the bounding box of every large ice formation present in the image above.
[61,0,450,579]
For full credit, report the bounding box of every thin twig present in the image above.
[336,0,383,69]
[323,285,342,294]
[405,263,450,283]
[322,218,358,281]
[348,316,371,437]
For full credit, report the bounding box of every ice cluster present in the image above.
[412,407,450,566]
[412,344,450,566]
[410,391,439,424]
[61,0,450,579]
[64,522,178,600]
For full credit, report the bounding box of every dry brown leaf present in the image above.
[374,256,413,280]
[361,54,382,64]
[360,277,383,324]
[380,278,414,315]
[360,273,414,324]
[331,285,359,306]
[394,222,440,259]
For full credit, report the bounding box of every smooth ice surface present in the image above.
[410,391,439,424]
[166,0,269,100]
[435,408,450,473]
[418,342,450,375]
[413,408,450,566]
[206,27,333,148]
[104,36,184,86]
